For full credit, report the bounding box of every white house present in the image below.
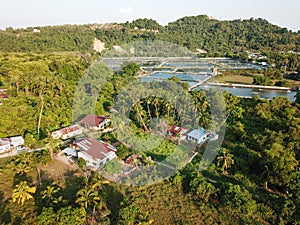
[10,136,24,147]
[62,148,78,157]
[0,136,24,153]
[186,128,210,144]
[80,114,108,131]
[0,138,11,153]
[71,137,116,168]
[52,124,83,140]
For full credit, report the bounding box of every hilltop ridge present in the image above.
[0,15,299,54]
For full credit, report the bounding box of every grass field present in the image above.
[212,74,300,88]
[211,74,254,84]
[38,159,81,181]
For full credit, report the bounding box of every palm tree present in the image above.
[164,101,173,118]
[151,97,160,118]
[133,103,149,132]
[7,152,33,176]
[37,94,44,139]
[146,97,153,120]
[14,162,32,176]
[12,181,36,205]
[76,187,102,224]
[41,185,62,207]
[90,173,105,191]
[76,187,101,210]
[217,148,234,174]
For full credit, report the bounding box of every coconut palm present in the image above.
[12,181,36,205]
[217,148,234,174]
[133,103,149,132]
[76,187,101,210]
[7,151,33,176]
[41,184,62,207]
[76,187,102,224]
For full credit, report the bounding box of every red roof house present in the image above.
[80,114,108,131]
[52,124,83,140]
[0,93,8,99]
[168,126,189,137]
[71,137,116,168]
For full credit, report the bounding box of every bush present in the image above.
[77,158,86,169]
[103,159,122,175]
[253,76,273,86]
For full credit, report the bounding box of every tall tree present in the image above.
[12,181,36,205]
[217,148,234,174]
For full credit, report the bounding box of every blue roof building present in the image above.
[186,128,209,144]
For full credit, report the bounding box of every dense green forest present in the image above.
[1,15,300,54]
[1,15,300,76]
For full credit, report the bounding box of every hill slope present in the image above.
[0,15,299,54]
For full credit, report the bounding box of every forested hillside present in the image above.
[1,15,299,54]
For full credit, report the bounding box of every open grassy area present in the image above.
[128,181,239,225]
[212,74,300,88]
[285,78,300,88]
[211,74,254,84]
[0,157,14,201]
[38,159,81,181]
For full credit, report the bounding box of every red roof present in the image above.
[80,114,105,127]
[0,93,8,99]
[169,126,183,135]
[60,125,81,135]
[52,125,82,137]
[74,138,115,160]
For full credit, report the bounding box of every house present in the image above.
[10,136,24,147]
[80,114,108,131]
[168,125,189,141]
[0,89,8,100]
[52,124,83,140]
[70,137,116,168]
[0,138,11,153]
[33,28,41,33]
[0,93,8,99]
[186,128,210,144]
[0,136,24,153]
[62,148,78,157]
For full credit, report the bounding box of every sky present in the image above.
[0,0,299,31]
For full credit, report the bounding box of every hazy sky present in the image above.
[0,0,299,31]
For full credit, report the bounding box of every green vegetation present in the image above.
[253,75,273,86]
[0,55,299,223]
[0,16,300,224]
[0,52,90,145]
[0,15,300,55]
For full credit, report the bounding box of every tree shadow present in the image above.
[0,190,11,224]
[39,169,54,181]
[102,184,124,225]
[13,173,33,186]
[34,171,55,215]
[61,174,85,206]
[12,216,21,225]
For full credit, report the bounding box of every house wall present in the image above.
[10,137,24,147]
[78,152,98,167]
[52,131,61,139]
[78,151,116,168]
[61,128,83,140]
[0,144,10,153]
[187,135,207,144]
